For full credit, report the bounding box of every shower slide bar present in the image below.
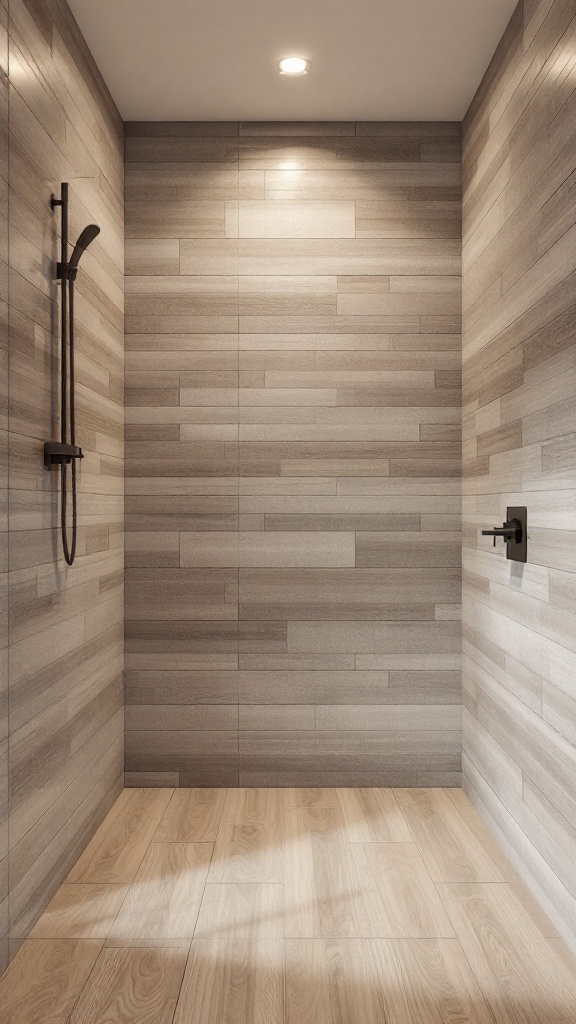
[44,182,100,565]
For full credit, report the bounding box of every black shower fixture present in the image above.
[482,507,527,563]
[67,224,101,276]
[44,182,101,565]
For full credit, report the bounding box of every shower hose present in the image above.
[60,276,78,566]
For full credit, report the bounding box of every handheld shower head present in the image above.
[68,224,100,271]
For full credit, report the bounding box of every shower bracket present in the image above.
[44,441,84,468]
[54,261,79,281]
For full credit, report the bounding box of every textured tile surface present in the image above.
[4,0,124,969]
[462,0,576,952]
[2,785,575,1022]
[125,120,462,786]
[0,0,8,972]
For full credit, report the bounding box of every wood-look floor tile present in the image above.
[281,787,340,809]
[438,883,576,1023]
[386,937,494,1024]
[195,883,284,939]
[336,787,412,842]
[154,788,226,842]
[508,880,565,940]
[208,824,283,883]
[285,939,392,1024]
[283,807,380,938]
[351,843,455,938]
[173,940,284,1024]
[286,936,493,1024]
[5,787,576,1021]
[109,843,212,939]
[0,939,104,1024]
[394,788,506,882]
[444,787,519,882]
[67,789,173,883]
[69,945,188,1024]
[30,884,130,939]
[221,787,283,824]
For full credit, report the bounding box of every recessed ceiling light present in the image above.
[278,57,311,76]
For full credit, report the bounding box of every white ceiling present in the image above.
[68,0,518,122]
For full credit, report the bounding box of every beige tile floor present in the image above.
[1,786,575,1022]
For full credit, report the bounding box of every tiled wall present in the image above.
[462,0,576,951]
[125,121,462,787]
[0,0,8,969]
[3,0,124,965]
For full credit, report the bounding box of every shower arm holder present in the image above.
[43,441,84,468]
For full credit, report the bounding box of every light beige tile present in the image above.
[174,940,284,1024]
[154,789,226,842]
[238,201,356,238]
[351,843,456,937]
[336,788,412,842]
[208,824,282,883]
[394,789,505,883]
[180,531,356,567]
[30,884,130,939]
[109,843,213,939]
[195,883,284,939]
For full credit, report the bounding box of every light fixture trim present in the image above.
[278,56,312,76]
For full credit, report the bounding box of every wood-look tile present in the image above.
[444,787,519,882]
[461,0,576,944]
[125,119,461,787]
[180,531,356,567]
[0,939,104,1024]
[125,239,180,276]
[125,201,225,238]
[285,939,393,1024]
[195,883,284,939]
[8,787,576,1015]
[385,937,493,1024]
[285,937,491,1024]
[238,201,356,238]
[221,787,283,824]
[351,843,455,937]
[173,940,284,1024]
[30,884,130,939]
[154,789,226,842]
[283,806,387,938]
[69,945,188,1024]
[4,0,124,950]
[239,137,423,167]
[288,619,460,655]
[208,824,282,884]
[109,843,213,939]
[281,788,341,809]
[67,789,173,883]
[394,789,505,883]
[125,137,237,162]
[336,788,412,843]
[438,883,576,1022]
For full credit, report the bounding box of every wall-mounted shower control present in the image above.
[482,506,527,563]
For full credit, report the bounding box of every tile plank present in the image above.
[69,945,187,1024]
[109,843,213,939]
